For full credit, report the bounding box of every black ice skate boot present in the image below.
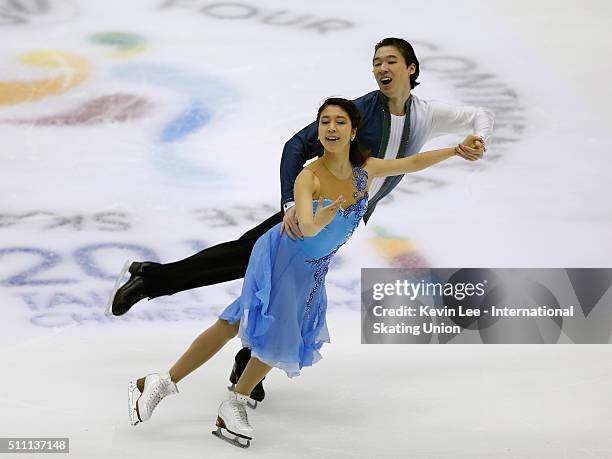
[228,347,265,409]
[105,261,151,316]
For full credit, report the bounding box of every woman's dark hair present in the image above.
[374,37,420,89]
[316,97,370,167]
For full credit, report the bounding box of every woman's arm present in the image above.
[294,170,317,236]
[366,147,457,178]
[294,170,345,237]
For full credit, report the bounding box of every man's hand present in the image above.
[279,206,303,240]
[455,135,485,161]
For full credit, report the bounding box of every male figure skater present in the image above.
[107,37,494,405]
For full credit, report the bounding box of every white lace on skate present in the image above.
[146,384,166,414]
[136,373,178,422]
[230,400,251,430]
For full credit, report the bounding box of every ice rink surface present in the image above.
[1,1,611,457]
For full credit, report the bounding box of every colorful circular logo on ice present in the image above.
[0,31,237,186]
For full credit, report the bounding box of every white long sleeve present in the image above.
[428,101,495,142]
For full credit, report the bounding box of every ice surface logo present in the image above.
[0,31,235,186]
[0,0,78,26]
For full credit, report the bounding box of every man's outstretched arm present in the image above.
[429,101,495,157]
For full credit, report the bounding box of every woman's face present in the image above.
[318,105,356,154]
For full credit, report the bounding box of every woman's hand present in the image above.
[313,195,346,231]
[455,135,485,161]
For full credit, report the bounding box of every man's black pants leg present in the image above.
[141,211,284,298]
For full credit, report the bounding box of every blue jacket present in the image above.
[280,90,420,224]
[279,90,494,223]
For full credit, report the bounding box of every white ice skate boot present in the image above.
[212,392,254,448]
[128,373,178,426]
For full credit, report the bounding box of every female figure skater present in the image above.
[127,98,480,448]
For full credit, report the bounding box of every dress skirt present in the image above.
[219,222,330,378]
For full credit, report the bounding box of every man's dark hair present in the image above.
[316,97,370,167]
[374,37,420,89]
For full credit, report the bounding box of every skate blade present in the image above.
[226,385,258,410]
[212,427,251,448]
[105,260,131,317]
[128,380,141,426]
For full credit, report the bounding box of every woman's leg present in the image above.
[235,357,272,396]
[136,319,239,391]
[169,319,240,383]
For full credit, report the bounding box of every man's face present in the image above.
[372,45,415,97]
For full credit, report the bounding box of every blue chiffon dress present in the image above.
[220,166,368,377]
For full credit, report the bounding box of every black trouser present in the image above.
[141,211,284,299]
